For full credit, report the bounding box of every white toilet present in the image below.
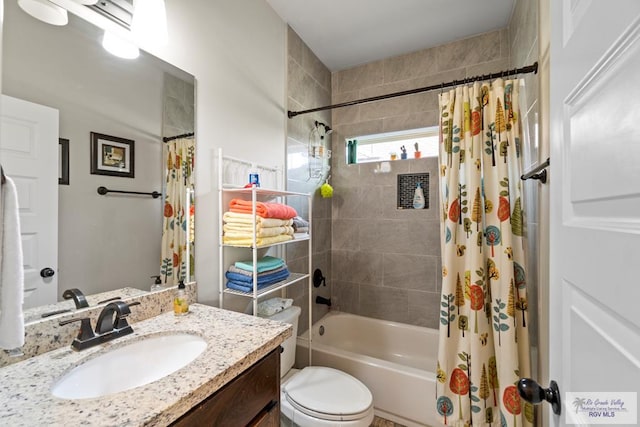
[266,306,374,427]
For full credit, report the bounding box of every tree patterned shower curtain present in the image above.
[160,137,195,285]
[436,79,532,427]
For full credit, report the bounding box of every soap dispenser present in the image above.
[150,275,162,291]
[173,281,189,316]
[413,183,425,209]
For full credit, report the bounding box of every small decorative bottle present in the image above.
[173,281,189,315]
[413,183,425,209]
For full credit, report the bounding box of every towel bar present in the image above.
[521,158,550,183]
[97,186,161,198]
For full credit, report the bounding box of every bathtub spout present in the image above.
[315,296,332,307]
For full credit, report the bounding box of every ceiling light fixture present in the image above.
[18,0,69,26]
[72,0,98,4]
[131,0,168,47]
[102,30,140,59]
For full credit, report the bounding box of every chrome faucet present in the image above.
[59,301,141,351]
[62,288,90,309]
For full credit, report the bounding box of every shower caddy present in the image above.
[217,149,313,362]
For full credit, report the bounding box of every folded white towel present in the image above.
[223,225,294,237]
[223,211,293,227]
[0,177,25,349]
[258,297,293,317]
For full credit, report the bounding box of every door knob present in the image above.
[40,267,55,278]
[517,378,561,415]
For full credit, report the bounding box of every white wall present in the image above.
[143,0,288,305]
[3,1,164,296]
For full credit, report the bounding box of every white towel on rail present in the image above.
[0,177,25,349]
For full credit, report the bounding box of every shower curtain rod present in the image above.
[163,132,194,142]
[287,62,538,118]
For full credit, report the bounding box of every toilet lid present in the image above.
[283,366,373,421]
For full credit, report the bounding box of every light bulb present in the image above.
[18,0,68,26]
[102,31,140,59]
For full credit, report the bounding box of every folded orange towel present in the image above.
[229,199,297,220]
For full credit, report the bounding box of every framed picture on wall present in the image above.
[59,138,69,185]
[90,132,135,178]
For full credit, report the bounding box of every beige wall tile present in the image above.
[333,249,383,286]
[465,57,510,78]
[382,110,439,133]
[359,285,409,323]
[332,219,361,251]
[287,27,303,67]
[382,253,438,290]
[382,48,438,83]
[331,91,361,125]
[334,61,384,93]
[407,290,442,328]
[332,280,360,314]
[333,120,385,141]
[303,43,331,92]
[313,218,332,254]
[436,31,502,72]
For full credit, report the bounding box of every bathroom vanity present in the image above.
[0,304,291,426]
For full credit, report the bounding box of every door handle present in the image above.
[517,378,561,415]
[40,267,55,278]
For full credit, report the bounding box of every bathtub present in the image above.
[295,311,438,427]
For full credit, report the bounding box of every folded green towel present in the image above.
[234,256,285,273]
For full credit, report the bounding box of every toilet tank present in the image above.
[262,306,301,377]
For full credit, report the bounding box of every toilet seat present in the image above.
[283,366,373,422]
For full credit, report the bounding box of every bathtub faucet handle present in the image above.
[313,269,327,288]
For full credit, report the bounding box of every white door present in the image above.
[1,95,59,308]
[549,1,640,425]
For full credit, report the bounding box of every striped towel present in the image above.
[229,199,297,220]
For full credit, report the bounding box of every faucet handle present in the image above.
[59,317,95,342]
[96,301,141,334]
[114,301,141,329]
[62,288,89,309]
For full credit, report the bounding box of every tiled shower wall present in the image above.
[285,12,540,331]
[162,73,195,138]
[285,27,333,331]
[509,0,540,348]
[330,29,511,328]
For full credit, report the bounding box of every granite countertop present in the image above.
[0,304,292,426]
[23,287,148,324]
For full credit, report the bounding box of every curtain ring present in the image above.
[440,81,444,94]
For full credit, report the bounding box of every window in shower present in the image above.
[345,126,439,164]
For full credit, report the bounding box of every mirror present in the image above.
[2,1,195,321]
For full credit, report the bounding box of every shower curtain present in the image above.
[436,79,532,427]
[160,137,195,285]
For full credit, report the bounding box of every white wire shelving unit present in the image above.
[217,149,313,364]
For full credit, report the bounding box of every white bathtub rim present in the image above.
[297,339,432,381]
[313,310,440,336]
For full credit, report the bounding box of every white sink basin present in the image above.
[51,333,207,399]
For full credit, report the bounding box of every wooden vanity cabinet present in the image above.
[171,348,280,426]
